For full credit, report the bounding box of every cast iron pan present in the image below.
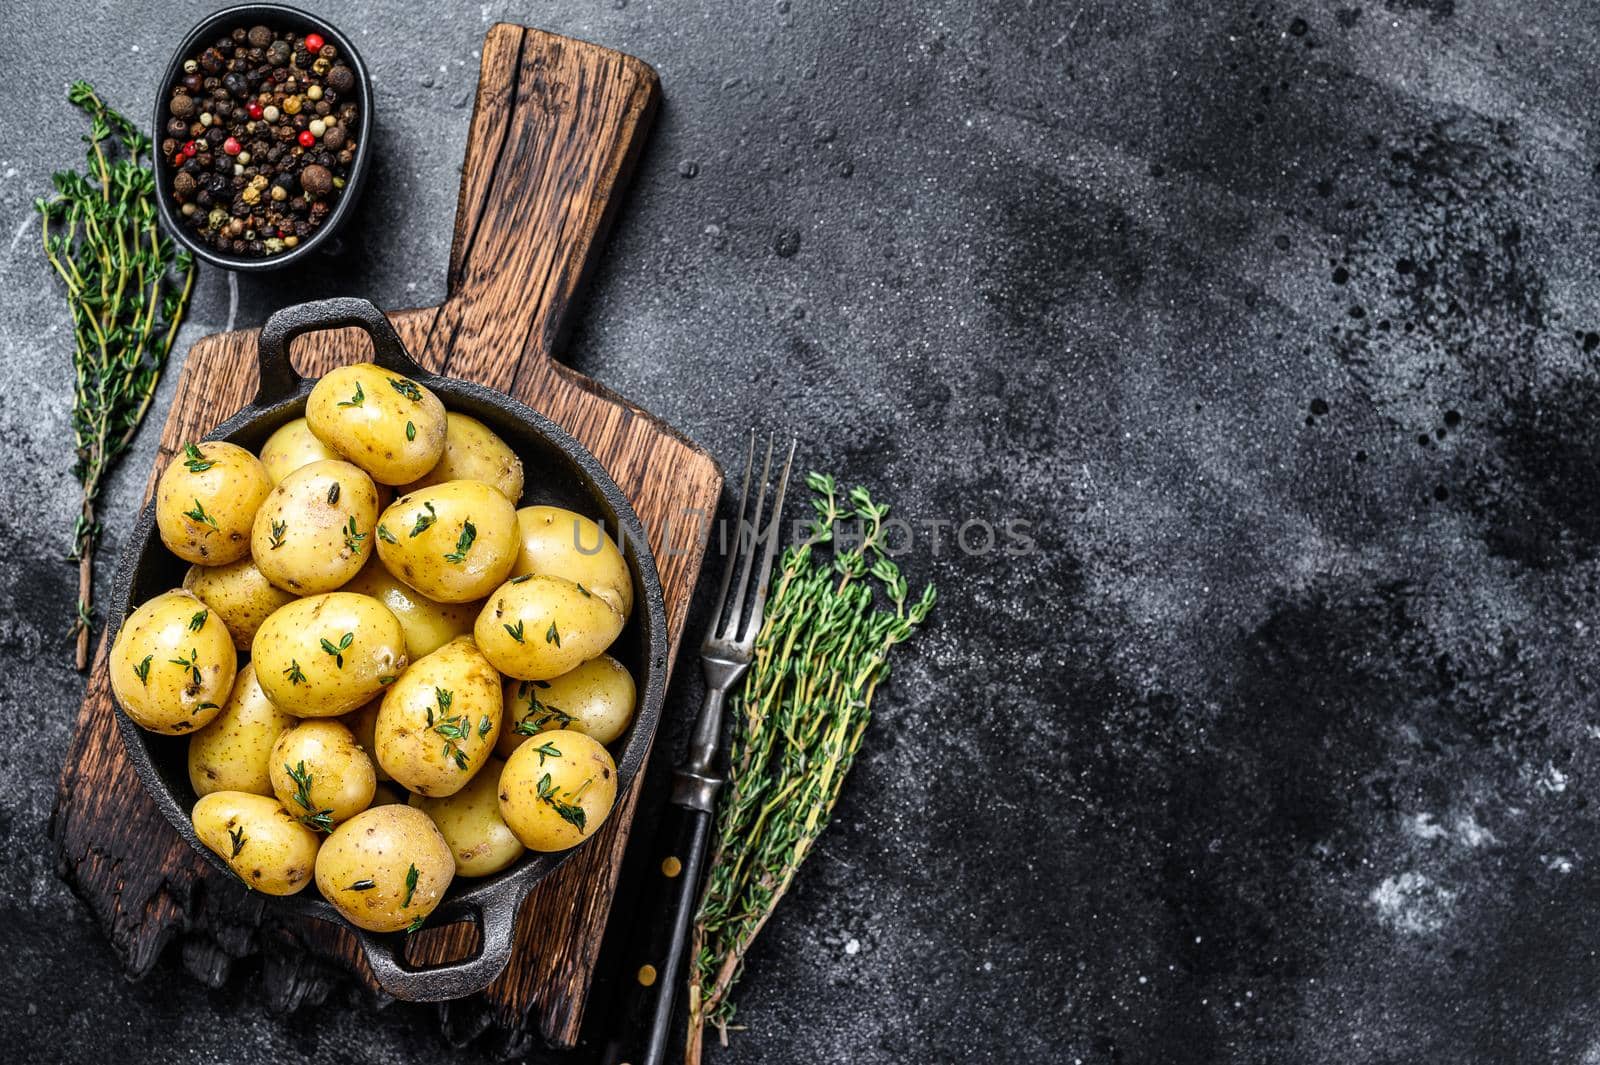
[104,298,667,1001]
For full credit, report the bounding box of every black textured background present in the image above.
[5,1,1600,1062]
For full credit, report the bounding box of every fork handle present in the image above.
[600,784,718,1065]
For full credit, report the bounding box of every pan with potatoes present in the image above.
[104,300,660,997]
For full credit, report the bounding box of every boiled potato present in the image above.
[314,805,453,932]
[375,480,518,603]
[193,791,321,895]
[259,417,340,484]
[182,557,297,650]
[109,589,236,734]
[498,729,617,852]
[498,654,636,756]
[343,698,391,781]
[252,459,380,595]
[252,593,408,717]
[398,412,524,502]
[306,363,447,485]
[474,574,624,681]
[409,756,525,877]
[374,637,502,797]
[156,441,272,566]
[270,720,376,830]
[339,556,479,660]
[513,505,634,619]
[188,663,296,796]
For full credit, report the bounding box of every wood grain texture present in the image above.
[48,24,721,1050]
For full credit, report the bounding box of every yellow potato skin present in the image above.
[193,791,321,896]
[182,557,297,650]
[251,459,381,595]
[270,720,377,828]
[110,590,237,735]
[259,417,340,484]
[498,729,618,852]
[343,697,391,781]
[188,663,296,797]
[252,593,408,717]
[399,412,524,503]
[306,364,447,485]
[314,805,454,932]
[409,756,525,877]
[474,574,625,681]
[375,480,519,603]
[156,441,272,566]
[375,637,502,797]
[513,505,634,619]
[498,654,637,756]
[339,556,480,660]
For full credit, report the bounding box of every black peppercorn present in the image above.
[248,24,272,47]
[326,65,355,93]
[199,48,224,74]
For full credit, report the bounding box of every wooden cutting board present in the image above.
[49,23,721,1050]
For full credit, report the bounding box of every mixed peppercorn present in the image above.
[163,25,359,258]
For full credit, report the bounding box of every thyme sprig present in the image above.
[686,474,935,1061]
[37,81,196,669]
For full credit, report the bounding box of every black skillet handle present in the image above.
[353,889,520,1002]
[600,788,717,1065]
[254,297,426,405]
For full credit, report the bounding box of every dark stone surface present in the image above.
[4,1,1600,1062]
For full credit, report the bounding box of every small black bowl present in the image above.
[152,3,373,272]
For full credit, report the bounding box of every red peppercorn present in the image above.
[305,32,325,54]
[298,130,316,147]
[223,136,243,156]
[181,140,197,156]
[247,102,263,119]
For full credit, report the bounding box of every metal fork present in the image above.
[601,433,796,1065]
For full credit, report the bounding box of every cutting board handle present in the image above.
[256,297,422,404]
[422,24,660,378]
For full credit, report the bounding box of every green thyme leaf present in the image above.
[401,863,419,908]
[133,654,153,685]
[283,659,306,685]
[405,420,416,442]
[327,481,341,505]
[347,878,376,892]
[546,621,560,647]
[343,516,367,555]
[228,825,247,857]
[183,498,219,532]
[389,378,423,402]
[504,619,525,643]
[377,523,397,544]
[182,443,214,472]
[409,501,437,538]
[337,381,365,407]
[188,609,208,631]
[444,520,477,564]
[269,518,287,549]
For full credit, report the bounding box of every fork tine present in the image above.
[720,436,774,641]
[737,437,797,646]
[705,432,756,647]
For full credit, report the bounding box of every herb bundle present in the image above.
[686,474,936,1061]
[36,82,196,669]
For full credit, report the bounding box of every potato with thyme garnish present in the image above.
[252,592,407,717]
[193,791,321,896]
[110,589,236,734]
[512,505,634,620]
[155,441,272,566]
[270,719,377,831]
[397,412,525,502]
[314,805,454,932]
[182,556,296,650]
[306,364,447,485]
[498,729,618,852]
[251,459,380,595]
[474,573,624,681]
[258,417,341,485]
[498,654,637,756]
[374,636,502,797]
[339,556,480,660]
[375,479,520,604]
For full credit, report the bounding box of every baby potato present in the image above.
[314,805,454,932]
[498,654,637,756]
[343,697,391,781]
[156,441,272,566]
[474,574,624,681]
[252,459,381,595]
[253,593,408,717]
[188,663,296,797]
[409,756,525,877]
[270,720,376,831]
[399,412,524,502]
[375,637,502,797]
[193,791,321,896]
[513,505,634,620]
[306,363,447,485]
[259,417,340,484]
[339,556,479,660]
[498,729,618,852]
[375,480,519,603]
[182,557,297,650]
[109,589,236,735]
